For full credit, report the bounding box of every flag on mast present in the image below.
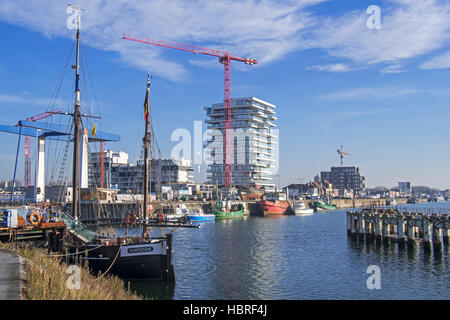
[90,123,97,137]
[144,89,149,120]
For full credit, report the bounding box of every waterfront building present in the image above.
[89,149,194,192]
[320,166,365,196]
[204,97,278,191]
[398,182,412,195]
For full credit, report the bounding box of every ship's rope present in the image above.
[47,244,105,257]
[94,242,122,281]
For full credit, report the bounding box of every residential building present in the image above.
[398,182,412,195]
[204,97,278,191]
[320,166,365,196]
[89,149,194,192]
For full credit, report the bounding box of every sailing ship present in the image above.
[59,10,195,281]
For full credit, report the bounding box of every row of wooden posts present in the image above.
[347,208,450,251]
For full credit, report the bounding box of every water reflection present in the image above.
[120,204,450,300]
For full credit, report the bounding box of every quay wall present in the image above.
[1,198,427,221]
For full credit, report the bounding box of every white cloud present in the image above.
[308,0,450,71]
[1,0,450,77]
[0,0,327,80]
[306,63,354,72]
[420,51,450,70]
[318,87,424,101]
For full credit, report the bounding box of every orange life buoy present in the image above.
[126,213,137,225]
[29,211,41,226]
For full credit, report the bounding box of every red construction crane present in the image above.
[24,110,62,187]
[122,34,258,188]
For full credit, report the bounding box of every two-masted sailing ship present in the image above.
[59,9,195,281]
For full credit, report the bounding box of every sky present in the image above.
[0,0,450,189]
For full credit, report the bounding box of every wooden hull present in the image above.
[69,236,174,281]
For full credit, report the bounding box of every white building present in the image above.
[89,149,194,192]
[204,97,277,191]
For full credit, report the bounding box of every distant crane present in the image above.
[337,145,352,167]
[24,110,61,187]
[122,34,258,188]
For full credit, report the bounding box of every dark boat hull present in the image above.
[69,236,174,281]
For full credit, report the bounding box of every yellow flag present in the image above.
[91,123,97,137]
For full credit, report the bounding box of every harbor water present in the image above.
[126,202,450,300]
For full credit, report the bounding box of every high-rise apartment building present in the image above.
[204,97,278,191]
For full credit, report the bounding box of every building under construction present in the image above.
[204,97,277,191]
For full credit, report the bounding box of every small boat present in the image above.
[186,208,215,222]
[293,201,314,216]
[314,200,337,211]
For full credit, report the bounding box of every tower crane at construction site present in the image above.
[122,34,258,189]
[337,145,352,167]
[24,110,61,187]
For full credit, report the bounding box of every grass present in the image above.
[0,242,142,300]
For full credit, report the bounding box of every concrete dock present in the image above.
[0,249,25,300]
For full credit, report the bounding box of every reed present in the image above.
[0,242,142,300]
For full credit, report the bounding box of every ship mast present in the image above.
[71,5,81,220]
[142,74,151,237]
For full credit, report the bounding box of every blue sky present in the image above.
[0,0,450,189]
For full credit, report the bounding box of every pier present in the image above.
[347,207,450,252]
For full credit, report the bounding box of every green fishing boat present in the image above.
[213,189,245,219]
[314,200,337,211]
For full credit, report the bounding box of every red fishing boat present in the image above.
[259,199,289,216]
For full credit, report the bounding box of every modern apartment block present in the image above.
[89,149,194,192]
[320,166,366,196]
[204,97,278,191]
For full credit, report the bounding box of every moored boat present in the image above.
[314,200,337,211]
[213,190,244,219]
[187,209,216,222]
[259,199,289,216]
[293,201,314,216]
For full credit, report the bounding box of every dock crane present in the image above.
[122,34,258,188]
[24,110,62,187]
[337,145,352,167]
